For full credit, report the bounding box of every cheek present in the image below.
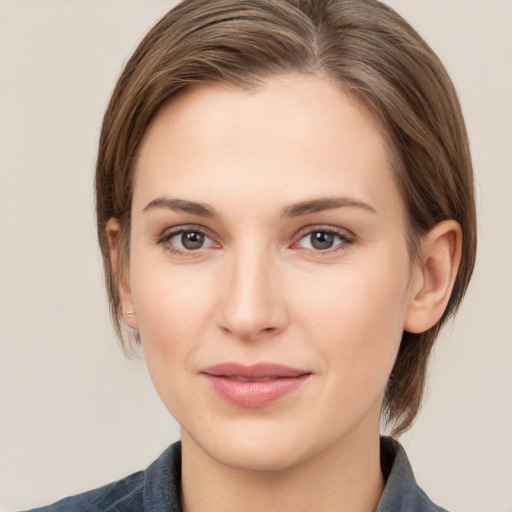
[128,260,217,415]
[131,264,214,349]
[292,254,411,387]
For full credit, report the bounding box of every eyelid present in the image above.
[156,223,354,256]
[159,223,206,239]
[291,225,355,252]
[293,224,355,241]
[157,224,220,253]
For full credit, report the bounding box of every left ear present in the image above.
[404,220,462,334]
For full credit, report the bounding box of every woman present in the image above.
[25,0,476,510]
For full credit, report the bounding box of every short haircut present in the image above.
[95,0,477,436]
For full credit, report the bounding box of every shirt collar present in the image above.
[376,437,448,512]
[143,438,447,512]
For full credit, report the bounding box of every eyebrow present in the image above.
[281,197,377,218]
[142,196,377,218]
[143,198,217,217]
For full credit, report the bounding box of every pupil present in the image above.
[311,231,334,250]
[182,232,204,250]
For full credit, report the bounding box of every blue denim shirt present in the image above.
[24,437,448,512]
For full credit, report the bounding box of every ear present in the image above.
[105,218,138,330]
[404,220,462,334]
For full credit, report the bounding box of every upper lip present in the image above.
[201,362,310,379]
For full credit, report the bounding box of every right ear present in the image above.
[105,218,138,329]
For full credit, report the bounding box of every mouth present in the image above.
[201,362,312,408]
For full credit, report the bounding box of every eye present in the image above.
[162,228,216,252]
[295,229,352,252]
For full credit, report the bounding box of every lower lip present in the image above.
[203,374,310,408]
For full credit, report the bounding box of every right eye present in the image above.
[161,228,217,253]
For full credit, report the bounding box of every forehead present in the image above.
[133,74,401,219]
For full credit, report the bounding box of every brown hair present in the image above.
[95,0,476,436]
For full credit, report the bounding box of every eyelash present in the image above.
[157,225,218,256]
[157,225,355,256]
[292,226,355,255]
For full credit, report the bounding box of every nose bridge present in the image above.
[218,240,286,340]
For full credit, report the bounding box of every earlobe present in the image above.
[404,220,462,334]
[105,218,138,329]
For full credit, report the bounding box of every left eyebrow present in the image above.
[281,197,377,218]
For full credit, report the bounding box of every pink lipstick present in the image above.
[201,362,311,408]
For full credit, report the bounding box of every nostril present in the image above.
[219,322,281,341]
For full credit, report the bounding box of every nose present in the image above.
[216,245,289,341]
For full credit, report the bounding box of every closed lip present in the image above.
[200,362,312,408]
[200,362,311,379]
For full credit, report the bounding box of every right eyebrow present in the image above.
[142,198,218,218]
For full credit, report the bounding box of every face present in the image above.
[118,75,420,471]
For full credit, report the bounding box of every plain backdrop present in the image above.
[0,1,511,511]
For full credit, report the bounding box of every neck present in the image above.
[180,423,384,512]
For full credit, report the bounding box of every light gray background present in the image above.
[0,1,511,511]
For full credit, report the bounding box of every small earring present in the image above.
[125,311,136,318]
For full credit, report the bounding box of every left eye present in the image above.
[297,230,349,251]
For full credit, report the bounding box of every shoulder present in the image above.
[23,471,144,512]
[377,437,450,512]
[22,442,182,512]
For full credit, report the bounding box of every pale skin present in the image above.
[106,74,462,512]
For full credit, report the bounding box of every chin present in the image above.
[185,414,351,474]
[184,417,315,472]
[211,438,308,472]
